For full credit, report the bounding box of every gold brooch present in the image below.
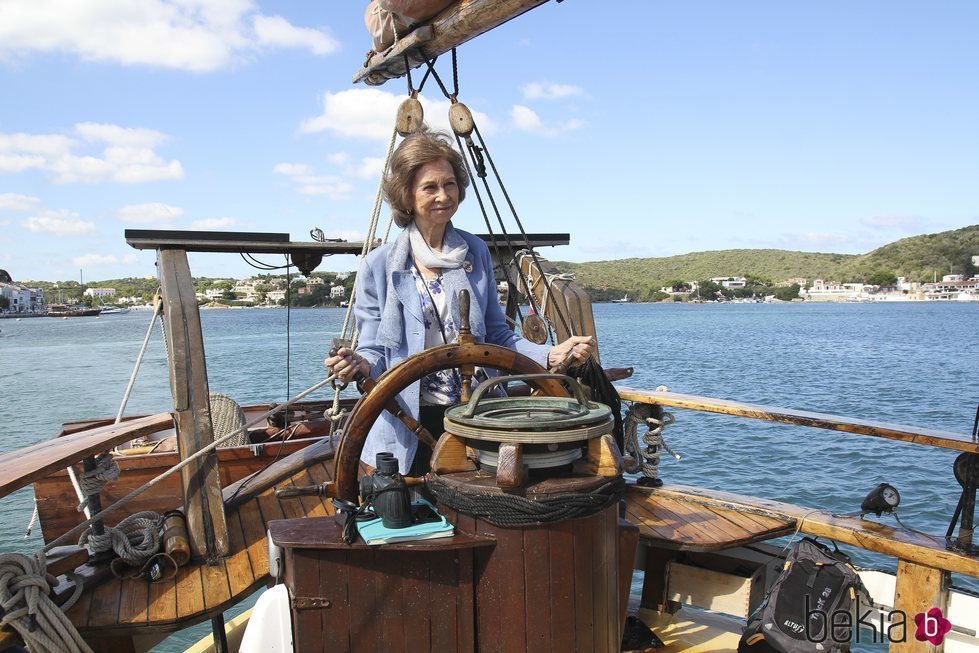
[463,260,473,273]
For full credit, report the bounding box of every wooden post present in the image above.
[891,560,950,653]
[639,545,679,614]
[158,248,229,562]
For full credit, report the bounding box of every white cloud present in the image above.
[0,219,10,227]
[190,217,236,230]
[353,157,385,180]
[510,105,585,137]
[275,162,352,199]
[76,122,167,148]
[23,210,96,236]
[0,193,41,212]
[72,253,139,268]
[273,162,313,176]
[252,15,338,55]
[522,82,585,100]
[0,124,183,184]
[300,89,495,140]
[118,202,184,226]
[0,1,338,72]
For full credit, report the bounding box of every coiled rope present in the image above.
[624,400,680,486]
[428,476,625,528]
[0,552,92,653]
[78,511,161,565]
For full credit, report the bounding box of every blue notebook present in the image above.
[357,499,454,546]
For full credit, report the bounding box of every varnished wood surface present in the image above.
[334,341,565,501]
[891,561,950,653]
[269,515,495,551]
[354,0,553,86]
[34,436,320,544]
[127,231,569,254]
[66,460,337,637]
[519,253,601,363]
[0,413,173,499]
[286,541,478,652]
[159,248,229,560]
[445,503,623,652]
[625,486,795,552]
[638,484,979,577]
[618,387,979,452]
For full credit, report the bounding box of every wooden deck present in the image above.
[66,461,336,637]
[625,485,796,552]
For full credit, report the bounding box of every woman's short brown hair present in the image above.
[382,127,470,228]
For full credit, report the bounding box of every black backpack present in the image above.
[739,537,872,653]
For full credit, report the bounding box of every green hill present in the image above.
[553,224,979,301]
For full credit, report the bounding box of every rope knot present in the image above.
[76,453,120,513]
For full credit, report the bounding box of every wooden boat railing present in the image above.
[618,387,979,653]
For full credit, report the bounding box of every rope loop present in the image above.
[624,404,680,484]
[428,476,624,527]
[0,551,93,653]
[76,453,120,512]
[79,511,162,565]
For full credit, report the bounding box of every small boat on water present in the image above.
[99,305,131,315]
[46,303,102,317]
[2,3,978,653]
[612,294,630,303]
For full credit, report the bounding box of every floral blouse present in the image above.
[411,267,461,404]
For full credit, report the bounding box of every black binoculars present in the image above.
[359,452,412,529]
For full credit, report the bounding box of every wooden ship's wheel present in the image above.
[333,339,568,501]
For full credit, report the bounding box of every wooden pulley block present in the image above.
[396,97,424,136]
[448,102,475,136]
[521,313,548,344]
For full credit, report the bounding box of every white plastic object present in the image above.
[239,585,294,653]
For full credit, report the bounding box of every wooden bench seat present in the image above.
[625,485,795,552]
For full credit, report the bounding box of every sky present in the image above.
[1,1,977,283]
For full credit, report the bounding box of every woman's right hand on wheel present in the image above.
[325,347,370,382]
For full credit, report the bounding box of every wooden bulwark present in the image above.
[0,413,173,499]
[618,387,979,453]
[636,484,979,578]
[66,461,337,638]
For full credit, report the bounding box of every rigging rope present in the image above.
[43,372,341,553]
[114,292,163,424]
[0,552,92,653]
[623,400,680,487]
[327,124,400,424]
[421,52,577,340]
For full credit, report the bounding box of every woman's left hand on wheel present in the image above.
[547,335,595,370]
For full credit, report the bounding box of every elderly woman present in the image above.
[327,128,594,475]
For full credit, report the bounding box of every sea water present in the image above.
[1,302,977,650]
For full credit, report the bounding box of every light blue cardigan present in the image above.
[353,228,549,471]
